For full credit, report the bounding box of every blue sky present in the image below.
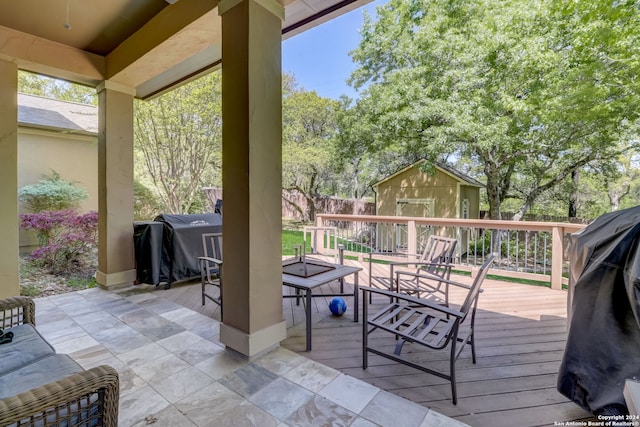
[282,0,388,100]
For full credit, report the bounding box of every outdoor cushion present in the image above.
[0,354,84,399]
[0,324,55,374]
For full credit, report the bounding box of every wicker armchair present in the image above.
[0,296,119,427]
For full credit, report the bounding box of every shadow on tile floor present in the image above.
[34,287,467,427]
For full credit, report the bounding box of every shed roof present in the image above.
[373,159,484,188]
[18,93,98,136]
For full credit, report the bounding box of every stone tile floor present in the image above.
[34,287,468,427]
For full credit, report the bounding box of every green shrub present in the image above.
[20,285,41,297]
[67,276,97,289]
[134,180,162,220]
[19,171,87,212]
[469,231,492,256]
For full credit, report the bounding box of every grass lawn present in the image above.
[282,229,370,256]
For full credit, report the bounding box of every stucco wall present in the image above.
[18,128,98,247]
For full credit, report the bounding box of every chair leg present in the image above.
[362,292,368,370]
[470,327,477,364]
[450,365,457,405]
[201,282,206,306]
[450,338,458,405]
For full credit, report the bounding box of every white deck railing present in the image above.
[312,214,587,290]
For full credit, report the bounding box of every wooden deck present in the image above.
[153,257,594,427]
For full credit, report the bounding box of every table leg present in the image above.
[306,289,312,352]
[353,273,359,323]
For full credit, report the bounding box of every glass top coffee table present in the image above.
[282,257,362,351]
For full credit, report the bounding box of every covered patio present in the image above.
[34,283,459,426]
[0,2,611,425]
[0,0,374,358]
[122,258,592,426]
[27,259,594,426]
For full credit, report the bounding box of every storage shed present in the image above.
[373,160,483,251]
[374,160,483,219]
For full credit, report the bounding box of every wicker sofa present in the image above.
[0,296,119,427]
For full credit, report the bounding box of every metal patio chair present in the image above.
[361,255,495,404]
[199,232,223,319]
[367,235,457,305]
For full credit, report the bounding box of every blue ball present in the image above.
[329,297,347,316]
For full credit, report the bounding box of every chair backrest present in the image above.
[419,236,458,275]
[201,233,223,276]
[460,255,495,315]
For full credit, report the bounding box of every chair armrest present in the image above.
[389,262,453,275]
[394,272,482,292]
[198,256,222,266]
[366,252,423,262]
[0,296,36,328]
[0,365,120,427]
[390,262,452,286]
[390,261,452,269]
[394,268,449,284]
[360,286,464,318]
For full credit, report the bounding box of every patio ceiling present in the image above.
[0,0,371,99]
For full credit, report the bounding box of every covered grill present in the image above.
[558,206,640,415]
[133,213,222,288]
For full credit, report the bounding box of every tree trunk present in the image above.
[568,170,579,218]
[608,183,630,212]
[484,179,503,220]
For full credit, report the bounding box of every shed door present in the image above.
[395,199,435,250]
[396,198,435,217]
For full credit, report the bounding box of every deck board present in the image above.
[154,256,594,426]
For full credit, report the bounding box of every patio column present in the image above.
[218,0,286,357]
[0,60,19,298]
[95,81,136,289]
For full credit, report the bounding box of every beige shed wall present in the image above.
[18,128,98,247]
[459,185,480,219]
[376,166,460,218]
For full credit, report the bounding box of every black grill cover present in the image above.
[558,206,640,415]
[133,221,168,286]
[154,213,222,284]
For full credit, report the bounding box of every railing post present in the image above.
[551,226,563,290]
[408,220,417,261]
[314,216,325,254]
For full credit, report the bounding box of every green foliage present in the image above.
[20,285,41,297]
[67,276,97,289]
[348,0,640,220]
[185,191,209,214]
[18,71,96,105]
[134,72,222,214]
[282,75,341,220]
[134,180,162,220]
[468,232,492,256]
[334,97,417,199]
[18,171,87,213]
